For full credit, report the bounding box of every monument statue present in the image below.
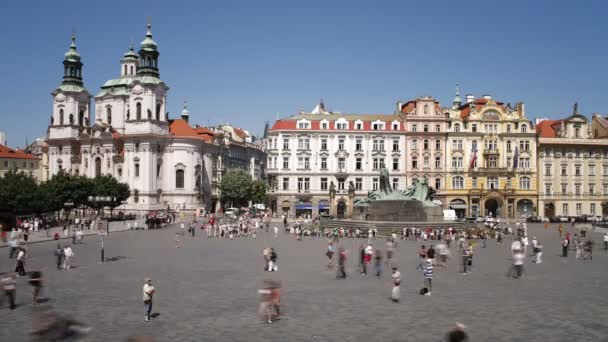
[329,181,336,197]
[348,181,355,197]
[354,168,437,207]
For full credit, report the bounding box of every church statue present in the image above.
[50,116,54,125]
[329,181,336,197]
[354,168,437,207]
[348,181,355,197]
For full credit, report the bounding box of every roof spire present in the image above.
[452,83,462,108]
[147,16,152,37]
[573,102,579,115]
[181,100,190,123]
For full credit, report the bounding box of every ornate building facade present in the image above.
[266,101,407,218]
[45,24,264,213]
[445,95,537,218]
[536,105,608,218]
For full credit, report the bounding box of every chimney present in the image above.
[482,94,492,100]
[516,102,525,117]
[466,95,475,104]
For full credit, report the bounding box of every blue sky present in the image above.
[1,0,607,146]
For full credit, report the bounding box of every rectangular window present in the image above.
[575,164,581,176]
[355,139,362,151]
[487,177,498,190]
[412,124,417,132]
[282,138,289,150]
[603,165,608,176]
[373,139,384,151]
[282,177,289,190]
[355,122,363,130]
[412,139,417,149]
[321,139,327,150]
[283,158,289,169]
[435,140,441,150]
[472,177,478,188]
[561,184,567,195]
[452,157,463,168]
[562,203,568,215]
[545,184,552,195]
[304,157,310,170]
[591,203,596,215]
[423,140,429,150]
[392,178,399,190]
[356,158,362,170]
[562,165,567,176]
[373,158,380,170]
[321,177,328,191]
[134,163,140,177]
[298,157,304,169]
[604,184,608,195]
[488,156,498,168]
[338,139,345,151]
[372,178,379,191]
[392,158,399,171]
[392,139,399,151]
[297,177,303,191]
[436,124,441,132]
[412,157,418,169]
[321,122,328,129]
[423,156,429,168]
[545,164,551,176]
[423,125,429,132]
[435,178,441,190]
[338,158,345,171]
[355,178,363,191]
[576,203,582,216]
[589,184,595,195]
[304,177,310,191]
[320,157,327,170]
[506,141,511,152]
[338,178,345,190]
[575,184,581,196]
[435,157,441,169]
[589,164,595,176]
[471,124,477,133]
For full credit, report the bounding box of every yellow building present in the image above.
[445,94,537,219]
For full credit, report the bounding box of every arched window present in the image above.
[124,65,127,75]
[424,104,429,115]
[69,114,74,125]
[133,189,139,203]
[107,107,112,125]
[519,177,531,190]
[136,102,142,120]
[79,110,84,126]
[452,176,464,189]
[95,157,102,177]
[156,103,161,121]
[147,109,152,120]
[454,123,461,132]
[59,109,64,125]
[521,124,527,133]
[575,127,581,138]
[175,169,185,189]
[130,65,134,75]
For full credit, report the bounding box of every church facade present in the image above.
[46,23,265,213]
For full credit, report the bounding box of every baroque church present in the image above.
[46,23,265,213]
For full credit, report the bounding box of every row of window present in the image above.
[559,203,599,216]
[451,122,528,134]
[271,137,405,152]
[451,176,531,190]
[280,177,439,192]
[296,120,400,131]
[544,164,608,177]
[451,156,531,169]
[268,156,411,171]
[544,183,608,196]
[2,161,36,169]
[449,139,531,152]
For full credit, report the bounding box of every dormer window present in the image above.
[320,120,329,129]
[520,124,527,133]
[335,118,348,130]
[355,120,363,130]
[454,123,461,133]
[391,121,400,130]
[372,120,385,131]
[297,120,311,129]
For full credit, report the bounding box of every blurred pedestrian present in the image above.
[337,247,346,279]
[54,244,64,270]
[143,278,156,322]
[374,249,383,277]
[446,323,468,342]
[1,272,17,310]
[28,270,43,305]
[391,266,401,303]
[326,241,335,270]
[63,245,74,270]
[512,250,525,279]
[534,242,543,264]
[423,259,433,296]
[562,237,569,257]
[15,247,26,276]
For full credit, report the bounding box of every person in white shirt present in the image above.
[142,278,156,322]
[512,251,525,278]
[603,233,608,251]
[391,267,401,303]
[63,246,74,270]
[15,248,26,276]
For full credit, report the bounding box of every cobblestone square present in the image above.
[1,223,607,341]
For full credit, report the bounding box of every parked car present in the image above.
[526,216,543,223]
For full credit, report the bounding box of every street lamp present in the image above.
[88,195,110,263]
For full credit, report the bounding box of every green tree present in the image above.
[220,169,253,208]
[249,179,267,204]
[90,175,130,216]
[0,169,40,214]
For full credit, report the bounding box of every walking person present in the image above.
[326,241,335,270]
[423,259,433,296]
[28,270,43,305]
[15,247,26,276]
[512,250,525,279]
[63,245,74,270]
[1,272,17,310]
[562,237,569,257]
[461,247,469,275]
[274,226,279,238]
[142,278,156,322]
[55,244,64,270]
[359,245,366,275]
[603,232,608,251]
[534,242,543,264]
[374,249,383,278]
[337,247,347,279]
[8,228,19,258]
[391,266,401,303]
[269,248,278,272]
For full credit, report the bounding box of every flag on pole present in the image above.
[469,146,477,169]
[513,147,519,169]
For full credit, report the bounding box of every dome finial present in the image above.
[147,16,152,36]
[455,83,460,96]
[452,83,462,107]
[71,28,76,48]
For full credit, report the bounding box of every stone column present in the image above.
[329,193,336,217]
[347,194,354,218]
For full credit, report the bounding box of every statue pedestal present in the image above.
[367,200,443,222]
[329,194,336,217]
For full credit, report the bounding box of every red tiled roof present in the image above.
[535,119,561,138]
[233,128,247,139]
[595,116,608,129]
[169,119,200,138]
[0,144,38,160]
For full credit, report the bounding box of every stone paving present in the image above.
[0,222,607,341]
